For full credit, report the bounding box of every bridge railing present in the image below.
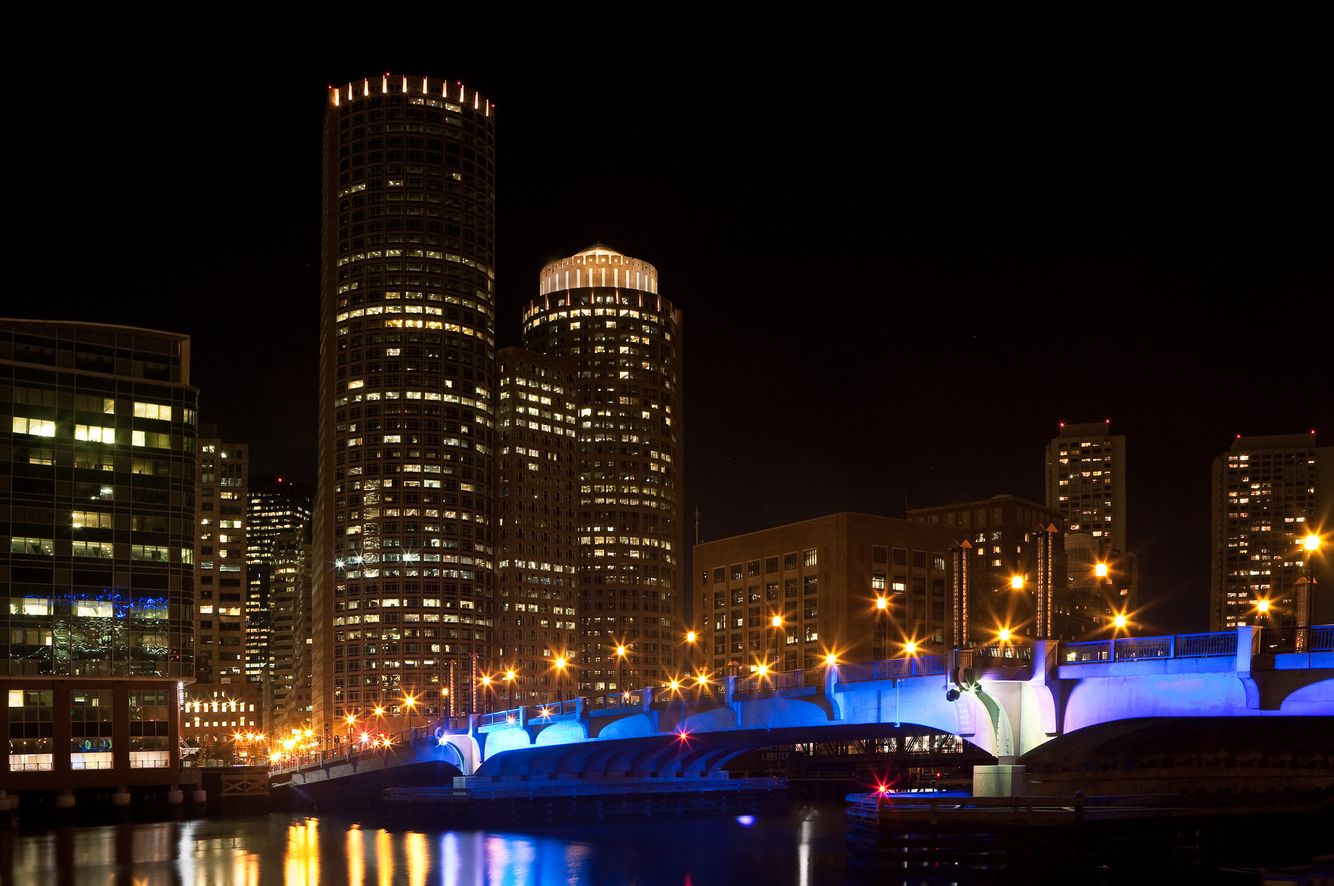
[1063,629,1251,664]
[590,690,643,710]
[1256,625,1334,654]
[837,655,947,684]
[528,698,579,718]
[476,708,522,728]
[1173,630,1237,658]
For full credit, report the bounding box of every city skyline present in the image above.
[9,50,1331,634]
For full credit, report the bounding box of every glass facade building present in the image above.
[1,319,197,786]
[315,75,497,737]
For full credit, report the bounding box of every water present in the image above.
[5,803,1329,884]
[0,805,853,885]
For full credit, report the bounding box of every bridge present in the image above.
[270,625,1334,801]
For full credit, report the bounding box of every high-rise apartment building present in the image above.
[523,247,684,692]
[695,514,960,673]
[1045,421,1133,633]
[1,320,197,792]
[246,475,311,727]
[1210,432,1333,632]
[194,433,248,686]
[496,348,578,704]
[1046,421,1126,553]
[315,75,497,738]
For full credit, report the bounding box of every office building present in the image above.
[194,433,248,685]
[695,514,960,674]
[907,495,1084,641]
[524,246,684,692]
[245,475,311,728]
[269,534,314,731]
[1,320,197,794]
[1211,432,1334,632]
[495,347,578,705]
[315,75,497,738]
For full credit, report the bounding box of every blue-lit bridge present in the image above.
[271,625,1334,799]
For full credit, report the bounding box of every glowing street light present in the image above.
[1094,562,1109,579]
[873,595,890,665]
[823,651,839,668]
[769,614,784,671]
[902,640,918,656]
[1255,598,1271,616]
[1010,575,1025,591]
[997,627,1013,644]
[614,643,630,700]
[1112,612,1129,630]
[553,655,569,702]
[1297,532,1323,651]
[402,692,417,740]
[503,668,517,710]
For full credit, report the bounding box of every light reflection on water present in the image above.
[0,806,845,885]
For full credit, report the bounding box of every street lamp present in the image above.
[503,668,517,710]
[553,655,569,702]
[1009,574,1025,591]
[480,674,493,714]
[873,594,890,665]
[684,630,698,676]
[614,643,630,701]
[1298,532,1322,651]
[769,614,784,671]
[402,692,417,741]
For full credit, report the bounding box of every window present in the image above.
[133,402,172,421]
[129,690,171,767]
[912,550,927,569]
[712,567,725,584]
[10,537,54,556]
[747,560,760,577]
[73,511,113,529]
[70,689,114,770]
[75,424,116,444]
[804,575,818,595]
[730,564,742,582]
[872,545,888,564]
[764,557,778,573]
[784,553,798,570]
[72,540,114,558]
[893,548,907,566]
[872,573,886,591]
[784,579,797,599]
[9,690,54,771]
[803,549,818,568]
[12,416,56,437]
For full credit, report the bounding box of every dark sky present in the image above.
[8,32,1332,633]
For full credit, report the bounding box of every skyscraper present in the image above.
[496,347,578,704]
[245,475,311,729]
[315,75,497,738]
[1211,432,1333,632]
[1,320,197,791]
[523,247,684,691]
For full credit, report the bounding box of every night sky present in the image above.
[10,33,1331,633]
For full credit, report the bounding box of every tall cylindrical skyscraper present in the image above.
[315,75,496,739]
[523,247,684,691]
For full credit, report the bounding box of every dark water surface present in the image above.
[1,804,853,885]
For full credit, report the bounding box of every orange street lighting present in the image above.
[755,663,770,678]
[1010,575,1025,590]
[997,627,1013,643]
[373,705,385,718]
[1112,613,1128,629]
[903,640,918,656]
[1303,533,1321,553]
[1094,562,1109,578]
[770,614,783,628]
[344,713,357,727]
[695,671,711,687]
[480,674,492,688]
[1255,598,1271,615]
[824,652,839,667]
[615,645,628,658]
[685,630,697,645]
[874,595,889,612]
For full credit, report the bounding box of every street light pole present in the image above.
[770,614,783,671]
[1297,533,1321,652]
[615,644,629,702]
